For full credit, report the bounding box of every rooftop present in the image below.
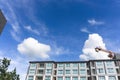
[29,59,120,63]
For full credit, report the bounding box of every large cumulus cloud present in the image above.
[80,33,110,60]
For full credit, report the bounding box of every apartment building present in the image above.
[0,9,7,35]
[26,59,120,80]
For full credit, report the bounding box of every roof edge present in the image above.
[29,59,120,63]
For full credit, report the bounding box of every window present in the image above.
[28,76,33,80]
[72,77,78,80]
[92,69,96,74]
[98,76,105,80]
[29,69,35,74]
[72,69,78,74]
[46,63,52,67]
[30,63,36,68]
[91,62,95,67]
[39,63,44,68]
[66,63,70,67]
[107,68,114,73]
[45,76,51,80]
[58,70,63,74]
[58,77,63,80]
[37,70,44,74]
[80,63,86,67]
[108,76,116,80]
[73,63,78,67]
[80,77,86,80]
[66,70,70,74]
[97,68,104,74]
[46,69,52,74]
[106,61,114,66]
[36,76,43,80]
[80,69,86,75]
[96,62,103,66]
[58,63,64,67]
[65,77,71,80]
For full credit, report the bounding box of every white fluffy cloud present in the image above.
[88,19,104,25]
[79,33,110,60]
[17,37,51,59]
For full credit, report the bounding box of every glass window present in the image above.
[37,70,44,74]
[97,68,104,74]
[108,76,116,80]
[66,63,70,67]
[58,77,63,80]
[80,63,86,67]
[58,63,64,67]
[65,77,71,80]
[46,63,52,67]
[96,62,103,66]
[72,77,78,80]
[28,76,33,80]
[39,63,45,68]
[66,70,70,74]
[106,61,114,66]
[58,70,63,74]
[72,69,78,74]
[30,63,36,68]
[80,77,86,80]
[29,69,35,74]
[73,63,78,67]
[98,76,105,80]
[45,76,51,80]
[107,68,114,73]
[36,77,43,80]
[80,69,86,75]
[46,69,52,74]
[92,69,96,74]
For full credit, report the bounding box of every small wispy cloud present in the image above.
[51,44,70,55]
[14,0,49,37]
[24,26,40,35]
[55,47,69,55]
[88,19,104,26]
[10,31,21,42]
[80,27,91,33]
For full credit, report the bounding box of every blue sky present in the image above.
[1,0,120,80]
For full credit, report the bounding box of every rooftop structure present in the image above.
[0,9,7,35]
[26,59,120,80]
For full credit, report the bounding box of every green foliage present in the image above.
[0,58,20,80]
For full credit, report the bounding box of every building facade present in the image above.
[0,9,7,35]
[26,59,120,80]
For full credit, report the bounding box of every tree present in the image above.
[0,58,20,80]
